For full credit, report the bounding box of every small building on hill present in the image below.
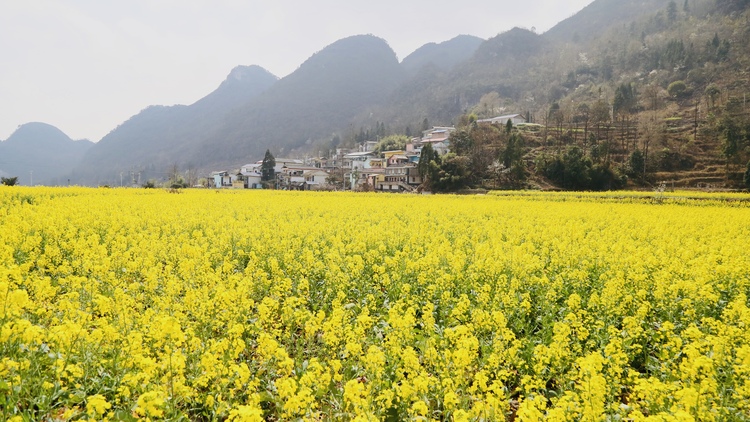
[476,113,527,126]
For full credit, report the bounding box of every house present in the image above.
[344,151,377,171]
[241,163,263,188]
[376,164,420,192]
[303,169,330,189]
[385,152,409,167]
[210,171,232,188]
[274,158,304,173]
[476,113,527,126]
[419,127,455,155]
[278,165,320,189]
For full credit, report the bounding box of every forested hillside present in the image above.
[375,0,750,190]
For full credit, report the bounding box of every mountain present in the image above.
[73,65,278,184]
[196,35,405,164]
[543,0,672,43]
[401,35,484,76]
[64,0,750,188]
[372,27,550,131]
[71,35,404,184]
[0,122,93,185]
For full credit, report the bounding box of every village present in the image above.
[208,114,526,192]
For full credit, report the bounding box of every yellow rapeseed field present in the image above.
[1,187,749,421]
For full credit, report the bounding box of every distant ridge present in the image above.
[401,35,484,76]
[0,122,93,185]
[73,65,278,184]
[543,0,671,43]
[197,34,405,165]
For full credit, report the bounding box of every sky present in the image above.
[0,0,593,143]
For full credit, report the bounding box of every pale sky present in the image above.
[0,0,593,142]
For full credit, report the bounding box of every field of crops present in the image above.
[2,187,749,421]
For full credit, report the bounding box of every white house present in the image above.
[210,171,232,188]
[240,163,263,188]
[419,127,455,155]
[303,169,330,189]
[476,113,527,125]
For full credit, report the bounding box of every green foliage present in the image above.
[142,179,157,189]
[667,80,688,98]
[704,85,721,110]
[432,153,471,192]
[719,115,746,163]
[662,39,686,68]
[745,160,750,189]
[373,135,409,153]
[261,149,276,182]
[501,133,527,185]
[591,100,611,125]
[448,130,474,156]
[613,83,637,115]
[537,147,625,191]
[1,176,19,186]
[626,149,646,180]
[418,144,439,182]
[170,179,188,189]
[652,148,695,172]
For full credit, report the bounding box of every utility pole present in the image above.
[120,172,124,187]
[30,170,33,186]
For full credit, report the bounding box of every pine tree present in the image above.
[667,1,678,23]
[261,149,276,182]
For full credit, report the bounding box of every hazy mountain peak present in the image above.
[299,34,399,70]
[5,122,73,146]
[0,122,93,185]
[224,65,277,84]
[401,35,484,76]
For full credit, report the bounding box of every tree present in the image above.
[502,133,527,184]
[720,115,742,165]
[374,135,409,153]
[448,130,474,156]
[626,149,646,180]
[744,160,750,189]
[591,99,611,143]
[418,143,441,189]
[613,83,637,116]
[704,85,721,110]
[667,80,687,98]
[168,164,188,189]
[1,176,18,186]
[667,1,678,23]
[261,149,276,182]
[433,153,471,192]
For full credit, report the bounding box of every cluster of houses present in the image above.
[208,114,526,192]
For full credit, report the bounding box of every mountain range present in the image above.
[2,0,748,187]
